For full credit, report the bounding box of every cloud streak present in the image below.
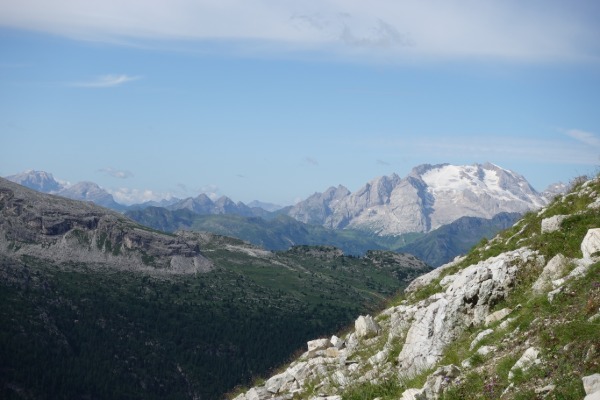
[565,129,600,147]
[363,133,600,166]
[72,74,140,88]
[0,1,598,63]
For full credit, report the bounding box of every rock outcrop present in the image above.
[0,178,212,274]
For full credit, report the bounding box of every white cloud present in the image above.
[108,187,175,205]
[1,0,598,63]
[98,167,134,179]
[565,129,600,147]
[72,74,140,88]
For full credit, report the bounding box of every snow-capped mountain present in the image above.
[288,163,548,236]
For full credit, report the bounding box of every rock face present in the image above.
[397,249,539,375]
[0,178,212,274]
[288,163,546,235]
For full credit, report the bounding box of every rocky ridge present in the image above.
[0,178,212,274]
[234,176,600,400]
[288,163,548,236]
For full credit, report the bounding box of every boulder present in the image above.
[287,361,309,385]
[541,215,567,233]
[583,374,600,395]
[485,308,512,326]
[325,347,340,358]
[245,387,271,400]
[469,328,493,350]
[476,345,496,356]
[509,347,540,380]
[330,335,344,349]
[531,254,568,293]
[400,388,423,400]
[355,315,380,339]
[265,372,294,394]
[308,338,331,352]
[582,229,600,259]
[416,365,461,400]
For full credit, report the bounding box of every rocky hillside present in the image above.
[0,177,212,274]
[233,176,600,400]
[288,163,547,236]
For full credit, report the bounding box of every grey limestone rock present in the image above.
[582,228,600,259]
[355,315,380,339]
[470,329,494,350]
[532,254,569,294]
[308,338,331,352]
[583,374,600,396]
[416,364,461,400]
[509,347,540,380]
[541,215,568,233]
[0,178,212,274]
[485,308,512,326]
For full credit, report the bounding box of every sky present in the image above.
[1,0,599,206]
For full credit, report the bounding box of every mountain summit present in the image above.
[288,163,546,235]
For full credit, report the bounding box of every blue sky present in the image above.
[1,1,599,205]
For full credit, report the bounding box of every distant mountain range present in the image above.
[4,170,279,216]
[4,164,567,267]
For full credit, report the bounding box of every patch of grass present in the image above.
[140,251,155,266]
[342,379,402,400]
[70,229,90,247]
[386,339,404,365]
[441,372,486,400]
[410,278,443,302]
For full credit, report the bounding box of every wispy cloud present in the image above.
[1,1,598,63]
[98,167,134,179]
[362,133,600,166]
[72,74,140,88]
[376,159,390,166]
[413,135,600,165]
[565,129,600,147]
